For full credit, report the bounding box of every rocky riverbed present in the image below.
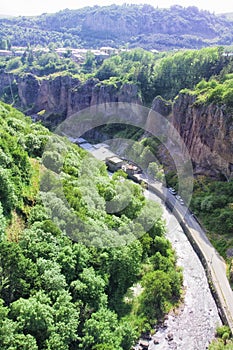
[85,142,221,350]
[137,192,222,350]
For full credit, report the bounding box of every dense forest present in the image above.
[0,4,233,50]
[0,102,182,349]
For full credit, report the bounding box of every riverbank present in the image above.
[142,191,221,350]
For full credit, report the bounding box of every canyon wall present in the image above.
[1,72,233,178]
[0,73,141,127]
[152,94,233,178]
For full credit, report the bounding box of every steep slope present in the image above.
[172,93,233,178]
[0,101,183,349]
[152,92,233,179]
[1,4,233,49]
[0,73,141,127]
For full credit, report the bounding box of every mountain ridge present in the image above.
[1,4,233,50]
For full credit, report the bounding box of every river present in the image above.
[80,141,222,350]
[138,191,222,350]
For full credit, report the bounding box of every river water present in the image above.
[138,191,222,350]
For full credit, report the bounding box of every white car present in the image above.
[176,195,184,205]
[168,187,176,195]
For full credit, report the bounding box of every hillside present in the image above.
[1,4,233,50]
[1,31,233,262]
[0,47,229,118]
[0,101,183,349]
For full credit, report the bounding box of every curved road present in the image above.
[146,178,233,333]
[86,142,233,332]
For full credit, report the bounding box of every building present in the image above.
[122,163,141,177]
[150,49,159,54]
[71,53,85,63]
[105,156,125,172]
[92,50,109,61]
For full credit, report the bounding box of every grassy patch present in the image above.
[6,211,25,242]
[22,158,40,204]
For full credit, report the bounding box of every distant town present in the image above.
[0,46,160,63]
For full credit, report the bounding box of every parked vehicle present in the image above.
[168,187,176,195]
[176,194,184,205]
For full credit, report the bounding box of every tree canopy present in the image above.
[0,101,182,349]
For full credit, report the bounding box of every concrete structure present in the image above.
[105,156,125,172]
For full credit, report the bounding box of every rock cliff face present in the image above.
[1,4,232,50]
[2,72,232,178]
[82,5,217,39]
[0,73,14,97]
[152,94,233,178]
[0,74,141,126]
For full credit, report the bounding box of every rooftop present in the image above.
[107,156,124,164]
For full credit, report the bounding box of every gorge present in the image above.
[1,70,233,180]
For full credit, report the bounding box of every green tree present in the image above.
[6,57,22,71]
[36,258,67,299]
[139,270,172,320]
[11,290,79,349]
[0,166,17,214]
[222,332,229,345]
[21,51,27,65]
[0,241,38,304]
[80,308,122,350]
[47,291,79,347]
[10,292,53,345]
[71,267,107,310]
[108,241,142,312]
[0,39,8,50]
[82,51,96,73]
[27,50,34,65]
[148,162,159,180]
[0,299,38,349]
[0,203,6,241]
[95,59,119,80]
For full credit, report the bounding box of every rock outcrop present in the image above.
[152,93,233,178]
[2,71,233,178]
[151,95,172,117]
[0,74,141,127]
